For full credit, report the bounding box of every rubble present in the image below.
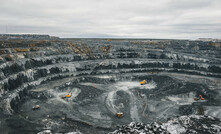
[110,115,221,134]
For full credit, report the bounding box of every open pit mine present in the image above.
[0,36,221,134]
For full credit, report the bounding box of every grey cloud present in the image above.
[0,0,221,39]
[168,0,213,9]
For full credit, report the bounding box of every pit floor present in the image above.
[5,72,221,133]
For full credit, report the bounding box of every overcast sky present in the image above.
[0,0,221,39]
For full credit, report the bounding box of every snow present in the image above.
[113,81,157,90]
[166,92,196,105]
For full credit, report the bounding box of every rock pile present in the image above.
[110,115,221,134]
[110,122,169,134]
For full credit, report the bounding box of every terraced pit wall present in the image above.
[0,39,221,133]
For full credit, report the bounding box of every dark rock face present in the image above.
[110,115,221,134]
[0,38,221,133]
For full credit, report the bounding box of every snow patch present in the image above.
[113,81,157,90]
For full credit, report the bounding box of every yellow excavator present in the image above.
[140,80,147,85]
[66,93,72,98]
[61,93,72,99]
